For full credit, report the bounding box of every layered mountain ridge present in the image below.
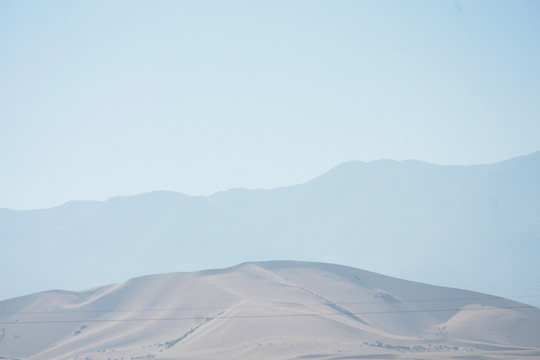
[1,152,539,301]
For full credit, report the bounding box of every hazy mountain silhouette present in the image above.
[1,152,539,301]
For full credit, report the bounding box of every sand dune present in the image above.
[1,261,539,359]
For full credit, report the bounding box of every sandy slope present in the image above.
[0,261,539,360]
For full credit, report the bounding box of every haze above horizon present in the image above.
[2,0,539,210]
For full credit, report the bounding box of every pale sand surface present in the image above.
[0,261,538,359]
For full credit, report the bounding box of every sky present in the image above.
[1,0,539,210]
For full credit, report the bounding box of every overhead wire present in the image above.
[1,294,539,315]
[0,304,538,325]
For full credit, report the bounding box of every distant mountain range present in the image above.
[1,261,539,359]
[1,152,539,301]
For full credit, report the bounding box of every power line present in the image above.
[1,304,538,325]
[1,294,539,315]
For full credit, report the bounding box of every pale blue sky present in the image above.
[1,0,539,210]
